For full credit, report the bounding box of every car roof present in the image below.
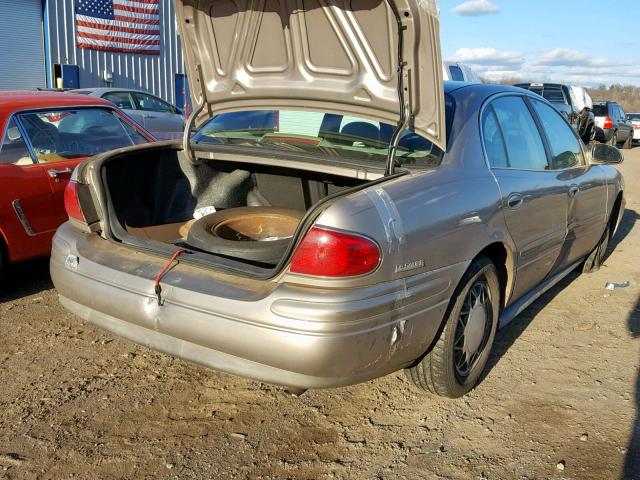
[0,90,114,111]
[444,81,528,97]
[72,87,157,96]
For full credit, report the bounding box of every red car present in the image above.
[0,91,154,278]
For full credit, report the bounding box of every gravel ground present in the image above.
[1,147,639,480]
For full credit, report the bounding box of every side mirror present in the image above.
[591,143,623,164]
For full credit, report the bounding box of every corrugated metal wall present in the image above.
[0,0,46,89]
[44,0,185,105]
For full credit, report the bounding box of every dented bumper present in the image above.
[51,222,462,389]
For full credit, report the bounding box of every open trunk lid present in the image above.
[175,0,445,151]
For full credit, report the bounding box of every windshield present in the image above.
[17,108,148,161]
[192,96,454,170]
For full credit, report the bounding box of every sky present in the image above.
[440,0,640,86]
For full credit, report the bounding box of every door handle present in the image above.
[507,193,524,209]
[568,185,580,198]
[47,168,73,182]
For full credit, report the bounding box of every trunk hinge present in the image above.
[384,0,411,177]
[183,64,209,164]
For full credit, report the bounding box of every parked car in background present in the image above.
[592,101,634,149]
[627,113,640,143]
[72,88,185,141]
[0,91,153,279]
[442,61,481,83]
[514,83,595,144]
[50,0,625,399]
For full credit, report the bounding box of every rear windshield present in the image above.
[541,87,566,103]
[593,104,608,117]
[192,95,455,170]
[519,85,567,104]
[628,113,640,120]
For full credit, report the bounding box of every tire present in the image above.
[607,131,618,147]
[623,133,633,149]
[581,123,595,145]
[186,207,304,264]
[582,224,610,273]
[405,256,500,398]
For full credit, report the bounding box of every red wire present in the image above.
[154,249,187,291]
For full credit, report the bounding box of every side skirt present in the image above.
[498,261,581,329]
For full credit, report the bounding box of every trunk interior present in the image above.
[101,148,370,270]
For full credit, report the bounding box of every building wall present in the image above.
[0,0,46,90]
[44,0,185,105]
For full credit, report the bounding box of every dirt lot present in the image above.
[1,148,640,480]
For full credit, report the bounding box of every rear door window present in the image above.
[530,99,584,169]
[486,96,549,170]
[481,108,508,168]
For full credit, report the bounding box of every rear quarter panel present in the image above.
[284,84,512,292]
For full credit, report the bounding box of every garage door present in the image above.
[0,0,45,90]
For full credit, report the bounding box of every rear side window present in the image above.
[449,65,464,81]
[103,92,134,110]
[481,109,508,168]
[133,93,175,113]
[484,96,548,170]
[531,99,583,169]
[17,108,148,162]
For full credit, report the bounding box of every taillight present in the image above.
[290,227,381,277]
[604,117,613,129]
[64,180,86,223]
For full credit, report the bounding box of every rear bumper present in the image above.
[51,223,461,389]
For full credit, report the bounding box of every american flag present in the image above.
[75,0,160,55]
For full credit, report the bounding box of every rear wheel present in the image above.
[406,256,500,398]
[623,132,633,149]
[582,224,610,273]
[607,131,618,147]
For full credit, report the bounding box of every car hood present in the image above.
[175,0,445,150]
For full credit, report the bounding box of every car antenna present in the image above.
[384,0,410,177]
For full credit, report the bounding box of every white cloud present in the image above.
[446,47,640,86]
[452,0,500,16]
[534,48,590,66]
[449,47,524,67]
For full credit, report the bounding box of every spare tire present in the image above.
[186,207,304,263]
